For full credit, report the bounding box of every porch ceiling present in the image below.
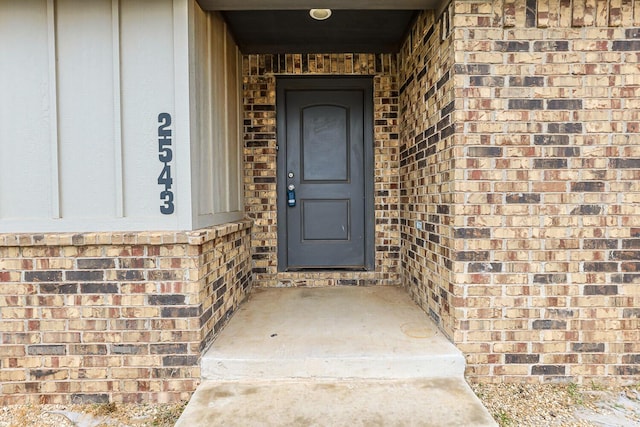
[198,1,441,54]
[197,1,439,10]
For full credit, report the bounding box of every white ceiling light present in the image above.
[309,9,332,20]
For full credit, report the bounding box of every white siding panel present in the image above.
[56,0,116,218]
[226,36,241,213]
[120,0,176,220]
[0,0,242,233]
[211,14,227,215]
[195,4,214,216]
[191,6,243,228]
[193,9,227,218]
[0,1,52,220]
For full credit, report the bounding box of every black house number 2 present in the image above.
[158,113,174,215]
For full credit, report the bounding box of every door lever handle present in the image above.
[287,184,296,207]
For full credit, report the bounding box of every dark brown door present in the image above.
[277,78,374,270]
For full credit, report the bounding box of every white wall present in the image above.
[0,1,53,222]
[0,0,242,233]
[120,0,179,222]
[56,0,118,219]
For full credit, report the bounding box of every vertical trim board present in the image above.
[223,23,231,211]
[235,46,244,212]
[47,0,60,219]
[205,12,215,215]
[175,0,193,229]
[112,0,124,217]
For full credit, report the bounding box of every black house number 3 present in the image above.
[158,113,174,215]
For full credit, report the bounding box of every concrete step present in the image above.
[175,378,497,427]
[201,286,466,380]
[177,286,496,426]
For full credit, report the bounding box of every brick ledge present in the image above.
[0,219,253,247]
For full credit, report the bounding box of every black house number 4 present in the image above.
[158,113,174,215]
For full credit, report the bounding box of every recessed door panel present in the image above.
[277,78,374,270]
[302,200,350,241]
[301,105,349,182]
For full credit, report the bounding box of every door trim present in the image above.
[276,77,375,272]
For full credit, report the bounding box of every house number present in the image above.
[158,113,174,215]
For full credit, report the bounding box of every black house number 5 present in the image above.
[158,113,174,215]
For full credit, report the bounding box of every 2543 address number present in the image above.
[158,113,174,215]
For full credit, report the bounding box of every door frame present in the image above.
[276,77,375,272]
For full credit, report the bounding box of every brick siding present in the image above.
[243,54,402,287]
[400,0,640,384]
[399,6,459,339]
[0,220,251,404]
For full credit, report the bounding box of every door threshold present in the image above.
[284,268,368,272]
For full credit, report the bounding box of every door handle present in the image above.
[287,184,296,207]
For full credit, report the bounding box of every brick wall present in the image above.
[399,7,459,339]
[243,54,401,287]
[5,0,638,402]
[0,220,251,404]
[400,0,640,384]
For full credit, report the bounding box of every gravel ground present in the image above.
[0,402,187,427]
[472,383,640,427]
[1,383,639,426]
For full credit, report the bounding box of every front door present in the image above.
[277,78,374,271]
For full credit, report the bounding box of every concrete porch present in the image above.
[176,286,496,426]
